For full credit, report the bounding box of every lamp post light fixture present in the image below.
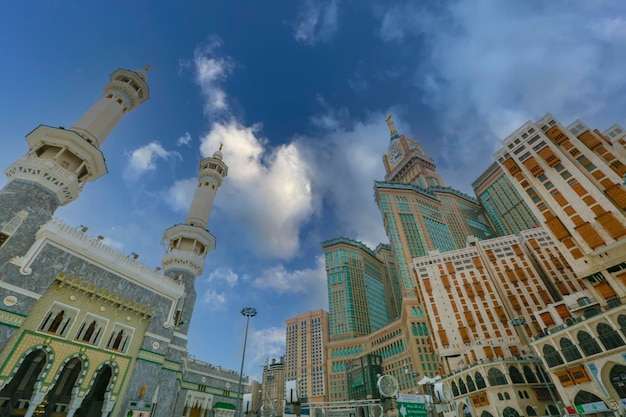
[510,317,562,416]
[238,307,257,417]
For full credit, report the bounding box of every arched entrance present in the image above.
[42,357,83,416]
[75,365,113,417]
[502,407,520,417]
[609,364,626,400]
[0,349,48,417]
[458,403,472,417]
[573,390,611,416]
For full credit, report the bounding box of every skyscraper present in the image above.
[490,114,626,414]
[472,162,539,236]
[375,116,494,298]
[322,238,393,341]
[495,115,626,277]
[285,310,330,403]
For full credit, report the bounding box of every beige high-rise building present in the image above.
[261,358,285,417]
[491,115,626,416]
[495,114,626,280]
[285,310,329,403]
[412,227,581,416]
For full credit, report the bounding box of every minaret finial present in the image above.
[219,143,223,152]
[144,64,151,72]
[385,113,399,137]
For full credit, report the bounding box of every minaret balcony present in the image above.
[5,154,82,205]
[25,125,108,181]
[161,249,207,276]
[162,224,216,254]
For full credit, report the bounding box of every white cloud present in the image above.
[377,0,626,189]
[298,112,391,248]
[163,177,197,213]
[252,256,328,308]
[207,267,241,287]
[249,327,286,365]
[203,289,227,310]
[192,37,234,116]
[124,141,179,180]
[293,0,339,45]
[177,132,192,146]
[200,120,314,259]
[309,95,350,130]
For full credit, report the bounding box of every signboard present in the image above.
[575,401,609,414]
[397,394,427,417]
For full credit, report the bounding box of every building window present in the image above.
[487,368,508,386]
[38,303,77,337]
[74,314,107,346]
[105,323,134,354]
[577,331,603,356]
[597,323,625,350]
[543,344,565,367]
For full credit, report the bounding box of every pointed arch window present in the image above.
[597,322,625,350]
[451,381,459,397]
[74,314,107,346]
[577,331,602,356]
[105,323,134,354]
[458,378,467,394]
[475,372,487,389]
[466,375,476,392]
[38,303,78,337]
[559,337,582,361]
[487,368,508,386]
[542,344,564,367]
[509,366,525,383]
[502,406,519,417]
[522,365,537,383]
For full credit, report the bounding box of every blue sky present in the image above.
[1,1,625,381]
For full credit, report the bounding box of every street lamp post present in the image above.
[510,317,561,416]
[238,307,257,417]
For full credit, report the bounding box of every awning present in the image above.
[214,402,236,410]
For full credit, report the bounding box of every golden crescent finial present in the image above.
[144,65,151,72]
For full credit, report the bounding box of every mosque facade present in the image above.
[0,68,242,417]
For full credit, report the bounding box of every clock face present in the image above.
[389,145,404,168]
[377,374,399,398]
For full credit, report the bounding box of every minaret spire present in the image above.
[385,113,399,138]
[72,68,150,147]
[4,67,150,206]
[160,147,228,334]
[162,147,228,276]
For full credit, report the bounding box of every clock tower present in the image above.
[382,114,446,188]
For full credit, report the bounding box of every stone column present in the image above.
[66,387,86,417]
[23,382,46,417]
[100,391,116,417]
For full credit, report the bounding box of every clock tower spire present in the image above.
[381,116,446,187]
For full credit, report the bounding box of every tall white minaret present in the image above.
[162,147,228,277]
[161,147,228,333]
[4,67,150,206]
[72,67,150,147]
